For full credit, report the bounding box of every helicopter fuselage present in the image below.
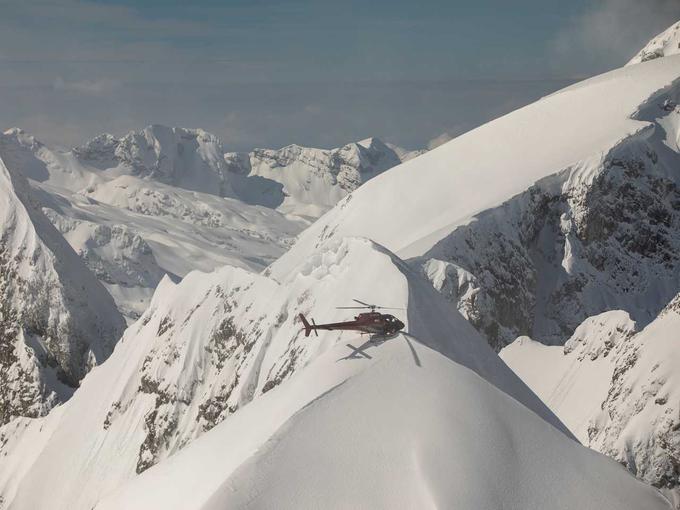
[299,312,404,337]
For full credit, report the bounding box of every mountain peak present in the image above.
[355,136,386,149]
[627,20,680,65]
[2,127,43,149]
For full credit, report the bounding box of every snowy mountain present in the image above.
[73,125,421,221]
[73,125,235,196]
[0,125,414,320]
[2,18,679,510]
[0,144,125,425]
[271,51,680,351]
[628,21,680,65]
[501,295,680,505]
[2,127,416,321]
[0,128,301,322]
[417,88,680,348]
[0,237,669,510]
[263,23,680,500]
[224,137,423,219]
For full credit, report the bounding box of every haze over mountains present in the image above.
[1,19,680,510]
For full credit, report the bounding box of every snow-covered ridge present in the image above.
[102,339,669,510]
[270,55,680,282]
[417,80,680,348]
[3,236,670,510]
[501,293,680,503]
[0,151,125,424]
[628,21,680,65]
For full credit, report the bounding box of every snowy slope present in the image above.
[415,86,680,347]
[89,240,669,510]
[500,311,637,442]
[270,54,680,270]
[0,152,125,425]
[629,21,680,65]
[0,237,583,510]
[156,344,667,510]
[501,295,680,503]
[271,53,680,349]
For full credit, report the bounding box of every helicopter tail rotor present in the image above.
[299,313,318,337]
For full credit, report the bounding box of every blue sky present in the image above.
[1,0,678,150]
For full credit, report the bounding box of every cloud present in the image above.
[53,77,119,95]
[552,0,680,73]
[0,0,581,153]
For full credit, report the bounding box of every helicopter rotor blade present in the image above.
[337,305,405,310]
[353,299,373,307]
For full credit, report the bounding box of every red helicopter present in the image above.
[299,299,405,338]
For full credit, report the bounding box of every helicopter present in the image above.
[298,299,405,338]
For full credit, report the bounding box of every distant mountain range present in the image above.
[1,20,679,510]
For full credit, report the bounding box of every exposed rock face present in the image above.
[502,297,680,504]
[0,152,125,425]
[418,85,680,350]
[589,294,680,499]
[125,271,280,473]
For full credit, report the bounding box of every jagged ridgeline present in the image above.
[0,155,125,424]
[418,107,680,350]
[73,125,423,219]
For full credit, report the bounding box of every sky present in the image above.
[1,0,679,151]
